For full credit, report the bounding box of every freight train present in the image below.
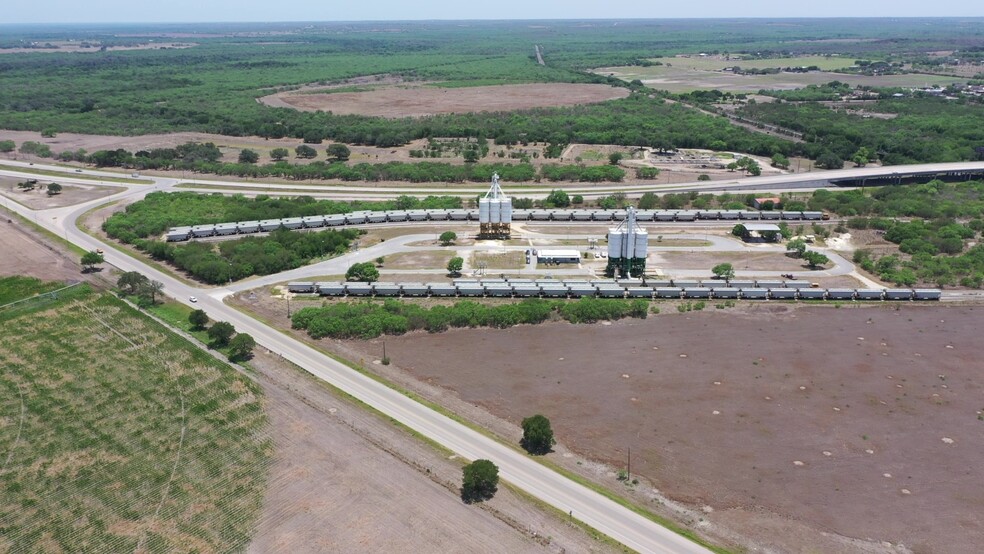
[166,208,825,241]
[286,279,941,301]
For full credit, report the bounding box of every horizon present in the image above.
[4,0,983,25]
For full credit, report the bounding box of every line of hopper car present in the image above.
[166,209,827,241]
[287,280,941,301]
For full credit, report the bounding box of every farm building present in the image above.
[536,249,581,264]
[739,223,782,243]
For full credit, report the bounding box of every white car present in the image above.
[189,296,198,303]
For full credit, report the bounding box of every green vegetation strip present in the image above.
[0,163,152,184]
[0,282,270,553]
[290,298,651,340]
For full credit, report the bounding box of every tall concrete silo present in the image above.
[606,206,648,278]
[479,173,512,239]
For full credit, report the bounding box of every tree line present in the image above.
[290,297,651,340]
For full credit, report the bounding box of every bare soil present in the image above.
[382,250,455,270]
[259,83,630,118]
[655,251,810,271]
[0,210,114,287]
[0,179,118,210]
[344,304,984,553]
[246,348,613,554]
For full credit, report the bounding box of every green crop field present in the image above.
[0,279,270,553]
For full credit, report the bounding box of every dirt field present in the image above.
[654,250,810,272]
[260,83,631,118]
[246,348,612,554]
[346,304,984,553]
[0,214,100,285]
[0,179,118,210]
[382,250,455,270]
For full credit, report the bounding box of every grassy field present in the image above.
[0,281,270,553]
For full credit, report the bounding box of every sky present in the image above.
[3,0,983,24]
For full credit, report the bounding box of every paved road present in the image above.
[2,164,715,553]
[95,159,984,199]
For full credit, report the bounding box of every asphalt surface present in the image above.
[5,159,982,552]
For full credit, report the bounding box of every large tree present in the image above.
[117,271,148,295]
[80,251,104,272]
[46,183,62,196]
[207,321,236,347]
[803,250,830,269]
[189,309,209,330]
[295,144,318,159]
[461,459,499,503]
[327,143,351,161]
[447,256,464,276]
[439,231,457,246]
[545,189,570,208]
[521,414,556,455]
[228,333,256,361]
[270,147,289,161]
[711,263,735,280]
[238,149,259,164]
[345,262,379,283]
[786,239,807,258]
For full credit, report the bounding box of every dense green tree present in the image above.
[461,459,499,503]
[40,128,57,138]
[851,147,872,167]
[18,141,52,158]
[608,152,624,165]
[786,239,808,257]
[731,224,747,237]
[346,262,379,283]
[189,309,210,330]
[803,250,830,269]
[462,149,479,163]
[711,263,735,280]
[816,152,844,170]
[637,192,659,209]
[771,153,790,169]
[270,147,289,161]
[228,333,256,361]
[207,321,236,347]
[45,183,62,196]
[327,143,351,161]
[0,140,15,153]
[439,231,457,245]
[238,149,259,164]
[295,145,318,159]
[117,271,148,295]
[447,256,464,276]
[80,251,103,272]
[545,189,570,208]
[521,414,556,455]
[571,194,584,205]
